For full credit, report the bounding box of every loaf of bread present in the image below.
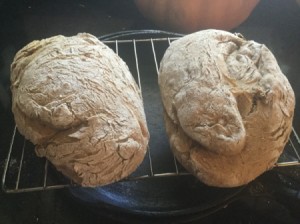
[11,33,149,187]
[158,29,295,187]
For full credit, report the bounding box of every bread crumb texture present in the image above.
[158,29,295,187]
[11,33,149,187]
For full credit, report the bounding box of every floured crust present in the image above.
[11,33,149,187]
[158,29,295,187]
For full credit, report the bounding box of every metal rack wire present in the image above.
[2,37,300,193]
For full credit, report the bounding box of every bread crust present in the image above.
[11,33,149,187]
[158,29,295,187]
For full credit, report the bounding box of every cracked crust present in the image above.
[158,29,295,187]
[11,33,149,187]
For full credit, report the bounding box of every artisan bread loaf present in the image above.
[158,29,295,187]
[11,33,149,187]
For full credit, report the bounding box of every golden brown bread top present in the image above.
[159,29,295,187]
[11,33,149,186]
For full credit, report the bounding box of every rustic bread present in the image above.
[11,33,149,187]
[158,29,295,187]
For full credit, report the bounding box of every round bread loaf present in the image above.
[158,29,295,187]
[11,33,149,187]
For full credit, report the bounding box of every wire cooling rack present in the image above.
[2,37,300,193]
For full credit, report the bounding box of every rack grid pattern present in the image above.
[2,38,300,193]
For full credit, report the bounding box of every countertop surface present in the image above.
[1,0,300,223]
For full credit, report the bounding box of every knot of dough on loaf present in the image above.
[159,30,250,155]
